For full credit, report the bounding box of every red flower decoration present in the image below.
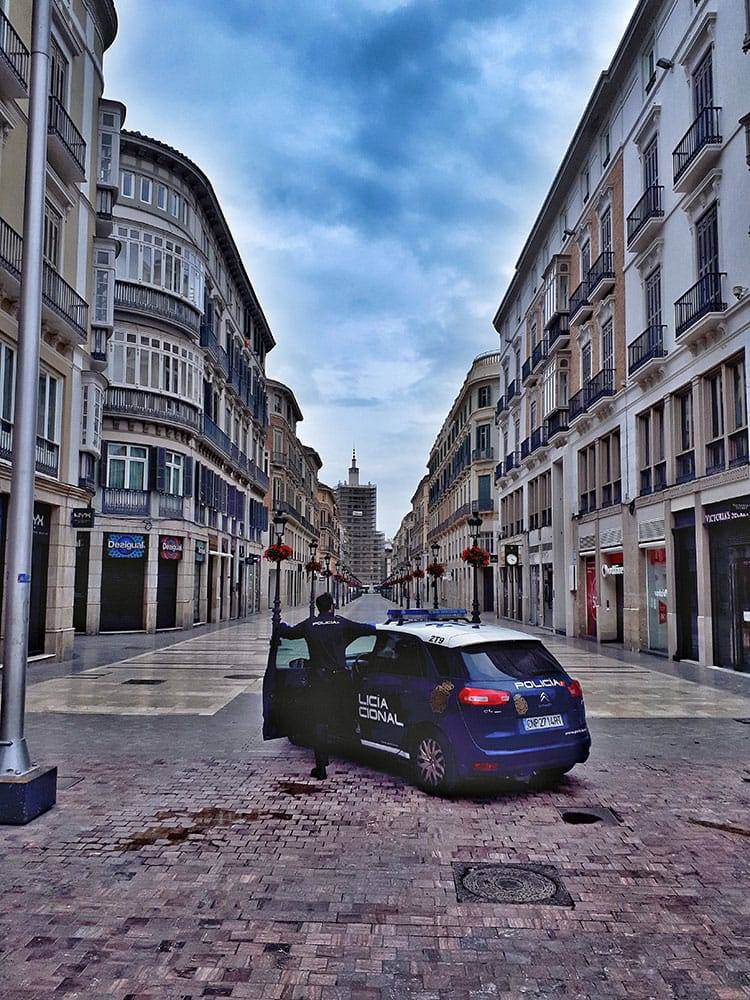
[412,568,425,579]
[426,562,445,578]
[305,559,322,574]
[461,545,490,568]
[264,543,293,563]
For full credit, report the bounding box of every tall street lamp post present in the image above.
[414,558,421,608]
[324,553,331,594]
[468,512,483,625]
[405,565,411,610]
[308,539,318,617]
[271,509,287,630]
[431,542,441,610]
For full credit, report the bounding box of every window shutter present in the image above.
[183,457,193,498]
[99,442,109,486]
[154,447,166,493]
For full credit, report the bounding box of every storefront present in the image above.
[194,541,206,624]
[28,504,52,655]
[600,552,624,643]
[672,510,699,661]
[100,532,147,632]
[584,556,597,638]
[705,497,750,672]
[156,535,183,630]
[644,547,668,654]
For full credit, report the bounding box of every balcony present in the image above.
[0,421,60,479]
[275,499,317,537]
[105,387,202,433]
[0,9,29,97]
[495,396,507,423]
[494,461,503,483]
[505,451,518,475]
[569,280,592,324]
[587,367,615,414]
[158,494,185,519]
[201,414,266,490]
[506,379,519,407]
[674,272,726,343]
[626,185,664,253]
[587,251,615,303]
[523,340,548,386]
[47,96,86,183]
[628,325,667,379]
[530,425,547,453]
[545,407,569,444]
[673,107,722,193]
[95,186,115,238]
[101,488,150,517]
[520,437,530,461]
[472,446,494,463]
[546,311,570,352]
[675,450,695,485]
[199,323,230,377]
[115,280,200,336]
[477,497,495,513]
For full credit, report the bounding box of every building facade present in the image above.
[265,380,320,612]
[336,452,383,588]
[426,350,501,612]
[492,0,750,671]
[0,0,118,656]
[81,131,273,634]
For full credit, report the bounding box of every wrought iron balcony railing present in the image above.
[675,272,725,338]
[546,408,569,438]
[626,185,664,246]
[105,387,202,433]
[115,280,200,334]
[587,250,614,296]
[101,488,150,516]
[48,95,86,177]
[0,9,29,92]
[199,323,230,376]
[569,280,589,320]
[673,106,722,184]
[546,311,570,349]
[628,324,666,375]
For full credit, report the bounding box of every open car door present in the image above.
[262,634,311,741]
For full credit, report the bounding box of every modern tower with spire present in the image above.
[336,450,384,587]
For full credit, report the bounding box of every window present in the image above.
[120,170,135,198]
[560,208,568,240]
[157,184,168,211]
[109,330,203,406]
[80,384,103,451]
[93,246,115,326]
[643,43,656,93]
[578,443,596,513]
[581,339,592,385]
[43,202,62,267]
[107,444,148,491]
[581,165,590,203]
[675,387,695,483]
[140,177,152,203]
[601,129,611,168]
[600,207,612,255]
[693,49,714,117]
[638,403,666,495]
[114,225,205,307]
[643,135,658,189]
[530,399,537,431]
[0,341,14,423]
[696,203,719,278]
[600,429,621,507]
[476,424,490,453]
[49,37,68,103]
[581,239,591,278]
[704,356,749,473]
[37,372,59,442]
[645,267,662,328]
[478,385,491,408]
[97,107,120,186]
[170,191,180,217]
[601,318,614,372]
[165,451,184,495]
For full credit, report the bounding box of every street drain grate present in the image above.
[559,806,621,826]
[224,674,257,680]
[452,862,573,907]
[122,678,165,686]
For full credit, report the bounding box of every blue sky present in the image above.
[107,0,637,536]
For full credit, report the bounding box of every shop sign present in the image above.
[195,541,207,563]
[107,533,146,559]
[160,535,183,561]
[71,508,95,529]
[33,505,50,538]
[489,554,498,564]
[601,563,624,577]
[703,500,750,526]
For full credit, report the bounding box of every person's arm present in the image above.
[342,618,377,640]
[277,619,307,640]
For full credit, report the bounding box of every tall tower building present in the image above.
[336,451,383,586]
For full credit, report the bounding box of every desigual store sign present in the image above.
[160,535,183,560]
[106,533,146,559]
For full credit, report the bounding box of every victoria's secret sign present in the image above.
[703,500,750,526]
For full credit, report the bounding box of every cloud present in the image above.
[107,0,638,536]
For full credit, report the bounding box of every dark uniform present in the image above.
[277,612,376,775]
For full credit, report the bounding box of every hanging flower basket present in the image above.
[426,562,445,578]
[461,545,490,568]
[305,559,322,575]
[264,542,293,563]
[412,568,425,579]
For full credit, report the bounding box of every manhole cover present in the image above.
[558,805,621,826]
[122,678,165,686]
[452,862,573,907]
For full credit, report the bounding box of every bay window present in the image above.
[109,330,203,407]
[115,225,205,308]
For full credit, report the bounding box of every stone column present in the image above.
[694,492,713,666]
[87,528,103,634]
[144,531,158,633]
[44,501,76,657]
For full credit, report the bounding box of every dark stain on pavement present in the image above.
[276,779,325,796]
[120,806,293,851]
[688,818,750,839]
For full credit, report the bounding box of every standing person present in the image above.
[276,593,376,779]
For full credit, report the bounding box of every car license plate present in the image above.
[523,714,564,731]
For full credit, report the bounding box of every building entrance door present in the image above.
[585,557,597,638]
[207,554,215,623]
[482,566,494,613]
[530,565,540,625]
[193,560,202,623]
[156,558,178,630]
[674,525,698,660]
[73,532,90,633]
[542,564,553,629]
[28,504,51,655]
[730,558,750,672]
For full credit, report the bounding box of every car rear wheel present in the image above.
[412,730,455,796]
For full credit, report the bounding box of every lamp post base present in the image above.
[0,765,57,825]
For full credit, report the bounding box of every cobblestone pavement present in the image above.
[1,597,749,999]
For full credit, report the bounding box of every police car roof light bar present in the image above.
[386,608,469,625]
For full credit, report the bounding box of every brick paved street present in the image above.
[1,597,749,1000]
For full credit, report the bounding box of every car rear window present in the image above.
[460,642,566,682]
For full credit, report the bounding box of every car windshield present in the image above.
[460,642,566,682]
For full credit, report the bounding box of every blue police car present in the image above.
[263,609,591,795]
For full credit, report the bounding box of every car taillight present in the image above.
[458,687,511,706]
[567,679,583,699]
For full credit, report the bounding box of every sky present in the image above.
[106,0,638,537]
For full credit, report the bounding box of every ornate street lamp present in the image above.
[413,557,422,608]
[467,511,483,624]
[308,539,318,616]
[404,564,411,610]
[323,552,332,593]
[430,541,441,610]
[271,509,288,629]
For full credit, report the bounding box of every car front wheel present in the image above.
[412,730,455,796]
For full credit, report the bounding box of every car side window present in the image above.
[275,637,309,668]
[429,646,466,681]
[370,634,425,678]
[346,635,377,658]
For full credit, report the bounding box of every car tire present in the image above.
[412,729,456,796]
